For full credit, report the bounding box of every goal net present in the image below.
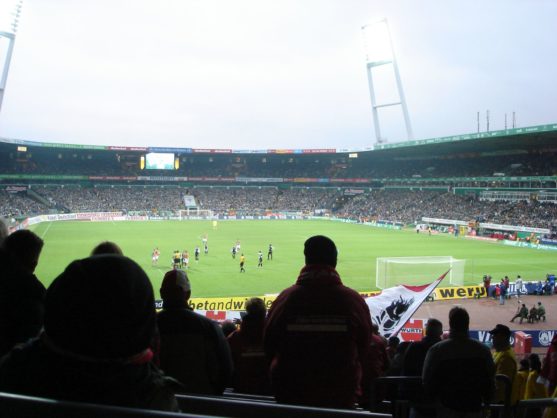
[375,256,465,289]
[178,209,214,219]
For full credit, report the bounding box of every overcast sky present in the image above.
[0,0,555,149]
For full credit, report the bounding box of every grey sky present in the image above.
[0,0,555,149]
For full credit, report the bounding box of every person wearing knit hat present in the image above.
[157,268,233,395]
[0,255,180,411]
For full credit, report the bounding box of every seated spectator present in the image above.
[157,269,233,395]
[528,306,539,323]
[264,235,372,408]
[0,230,45,357]
[510,304,528,324]
[0,255,180,411]
[537,302,546,322]
[227,297,271,395]
[91,241,123,256]
[423,307,495,417]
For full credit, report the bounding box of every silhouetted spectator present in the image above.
[401,318,443,418]
[264,235,372,408]
[540,335,557,395]
[516,359,530,401]
[227,297,271,394]
[386,336,400,361]
[0,230,45,357]
[0,255,180,411]
[221,320,238,338]
[423,307,495,417]
[0,218,8,242]
[91,241,123,256]
[157,269,233,395]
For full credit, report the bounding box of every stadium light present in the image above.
[361,18,413,144]
[0,0,23,115]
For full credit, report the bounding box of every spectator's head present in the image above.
[221,320,237,338]
[304,235,337,267]
[448,306,470,336]
[489,324,511,351]
[519,359,529,371]
[160,269,191,308]
[44,255,155,360]
[0,218,8,243]
[91,241,123,256]
[528,353,542,372]
[538,302,542,306]
[425,318,443,339]
[387,336,400,349]
[1,229,44,274]
[245,297,266,321]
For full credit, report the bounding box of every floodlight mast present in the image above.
[0,0,23,115]
[362,18,413,144]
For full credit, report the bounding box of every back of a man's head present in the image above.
[245,297,266,320]
[44,254,156,360]
[91,241,123,256]
[160,269,191,308]
[304,235,337,267]
[1,229,44,274]
[448,307,469,335]
[425,318,443,338]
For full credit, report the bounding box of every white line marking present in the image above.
[41,222,53,239]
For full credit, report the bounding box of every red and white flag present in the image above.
[365,270,448,338]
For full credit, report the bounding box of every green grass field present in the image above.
[30,220,556,298]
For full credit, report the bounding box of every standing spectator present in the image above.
[490,324,518,405]
[401,318,443,418]
[516,275,524,295]
[0,230,45,357]
[157,269,233,395]
[516,359,530,401]
[0,255,180,411]
[483,275,492,298]
[539,335,557,395]
[264,235,372,408]
[525,354,547,400]
[423,307,495,417]
[499,280,508,305]
[227,297,271,395]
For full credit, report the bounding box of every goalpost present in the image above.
[178,208,214,219]
[375,256,465,289]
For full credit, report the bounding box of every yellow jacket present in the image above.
[524,370,548,399]
[493,347,518,404]
[515,369,529,401]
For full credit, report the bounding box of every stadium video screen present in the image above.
[145,153,175,170]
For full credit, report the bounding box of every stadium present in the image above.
[1,1,557,417]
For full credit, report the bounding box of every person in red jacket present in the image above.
[264,235,373,408]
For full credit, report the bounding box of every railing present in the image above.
[176,394,391,418]
[368,375,513,418]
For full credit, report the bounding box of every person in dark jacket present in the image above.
[0,255,180,411]
[227,297,271,394]
[157,269,233,395]
[264,235,373,408]
[0,229,45,357]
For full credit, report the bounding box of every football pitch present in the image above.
[31,220,556,297]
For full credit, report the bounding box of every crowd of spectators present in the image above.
[2,143,556,180]
[2,186,556,231]
[2,231,557,416]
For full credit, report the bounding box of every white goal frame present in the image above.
[375,256,465,289]
[178,208,214,219]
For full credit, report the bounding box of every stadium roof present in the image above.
[1,122,556,156]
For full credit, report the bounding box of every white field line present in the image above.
[40,222,53,239]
